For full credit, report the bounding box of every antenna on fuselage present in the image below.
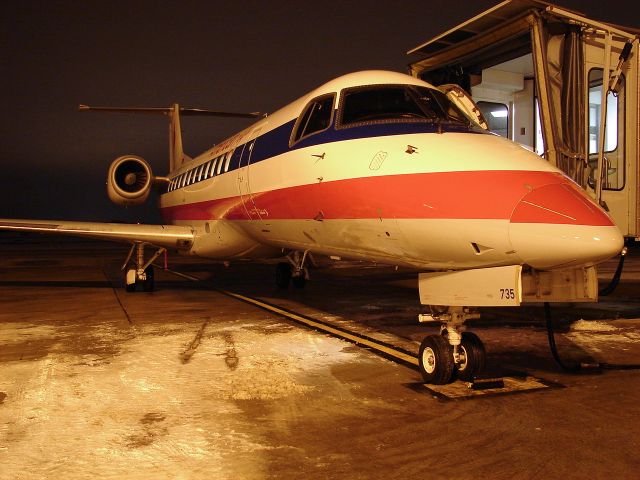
[78,104,263,171]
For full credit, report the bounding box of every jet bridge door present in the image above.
[529,16,639,238]
[581,34,639,237]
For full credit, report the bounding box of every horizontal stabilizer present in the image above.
[0,219,194,250]
[78,104,263,119]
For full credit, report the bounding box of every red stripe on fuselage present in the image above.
[160,170,612,226]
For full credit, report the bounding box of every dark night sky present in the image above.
[2,0,639,222]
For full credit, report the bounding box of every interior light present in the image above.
[491,110,508,118]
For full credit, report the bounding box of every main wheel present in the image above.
[125,269,137,293]
[418,335,455,385]
[275,262,292,289]
[291,273,306,289]
[142,265,155,292]
[456,332,486,381]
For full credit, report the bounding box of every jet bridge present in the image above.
[408,0,640,239]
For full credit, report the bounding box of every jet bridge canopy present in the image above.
[407,0,640,239]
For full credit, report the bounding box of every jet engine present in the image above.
[107,155,154,207]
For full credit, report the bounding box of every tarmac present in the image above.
[1,233,639,479]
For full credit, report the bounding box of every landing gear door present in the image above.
[438,84,489,130]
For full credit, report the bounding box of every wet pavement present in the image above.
[1,234,639,479]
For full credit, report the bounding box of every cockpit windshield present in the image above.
[338,85,469,128]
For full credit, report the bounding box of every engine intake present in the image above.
[107,155,153,207]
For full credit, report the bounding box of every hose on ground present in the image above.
[544,302,640,372]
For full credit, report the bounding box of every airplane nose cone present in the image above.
[509,183,623,269]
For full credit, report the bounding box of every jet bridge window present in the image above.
[291,94,335,145]
[588,68,625,191]
[337,85,468,128]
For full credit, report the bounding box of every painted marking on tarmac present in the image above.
[159,266,418,368]
[221,289,420,368]
[159,266,555,398]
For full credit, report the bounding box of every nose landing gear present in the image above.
[418,307,486,384]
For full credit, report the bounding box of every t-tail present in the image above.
[78,104,262,173]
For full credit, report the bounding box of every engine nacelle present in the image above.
[107,155,154,207]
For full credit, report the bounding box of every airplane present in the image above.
[0,70,624,385]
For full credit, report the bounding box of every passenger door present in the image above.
[237,128,262,220]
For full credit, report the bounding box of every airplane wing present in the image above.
[0,219,194,250]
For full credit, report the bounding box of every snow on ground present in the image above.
[566,319,640,354]
[0,319,358,480]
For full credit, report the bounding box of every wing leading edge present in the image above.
[0,219,194,250]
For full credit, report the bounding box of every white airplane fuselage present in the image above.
[159,71,622,272]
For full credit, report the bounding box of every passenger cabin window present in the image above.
[337,85,468,128]
[291,94,335,144]
[224,150,233,172]
[477,101,509,139]
[588,68,625,190]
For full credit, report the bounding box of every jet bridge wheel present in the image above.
[418,335,455,384]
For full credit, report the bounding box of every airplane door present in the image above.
[438,84,489,130]
[237,130,261,220]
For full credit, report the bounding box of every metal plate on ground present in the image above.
[411,375,558,400]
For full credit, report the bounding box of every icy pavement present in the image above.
[2,237,640,479]
[0,318,362,480]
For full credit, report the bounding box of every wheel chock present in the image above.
[468,375,505,390]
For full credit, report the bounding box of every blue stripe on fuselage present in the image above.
[171,113,483,186]
[249,113,481,164]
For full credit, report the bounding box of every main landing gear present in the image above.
[418,307,486,384]
[123,242,165,293]
[276,250,313,289]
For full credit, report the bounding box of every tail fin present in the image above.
[79,104,263,172]
[168,104,188,171]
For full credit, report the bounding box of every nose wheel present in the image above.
[418,307,486,384]
[454,331,486,382]
[419,335,455,384]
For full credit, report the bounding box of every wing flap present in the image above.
[0,219,194,250]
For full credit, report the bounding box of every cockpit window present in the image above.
[291,94,335,145]
[337,84,469,128]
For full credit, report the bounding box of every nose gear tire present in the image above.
[418,335,455,384]
[456,332,486,381]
